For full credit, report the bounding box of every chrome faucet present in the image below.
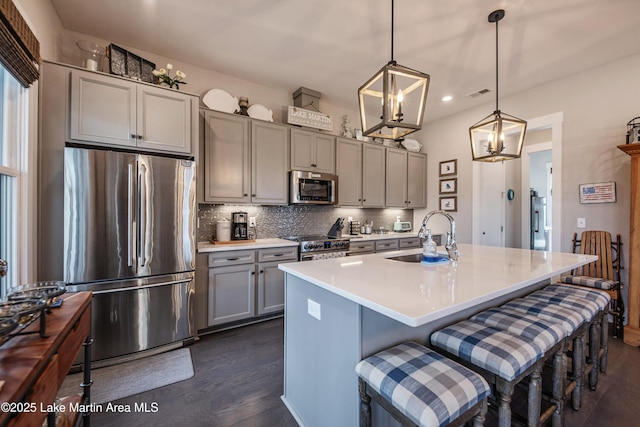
[418,210,458,261]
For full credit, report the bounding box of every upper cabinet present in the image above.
[385,148,427,208]
[203,110,289,205]
[290,128,335,174]
[69,68,196,155]
[336,139,386,207]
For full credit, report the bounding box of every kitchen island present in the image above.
[279,244,597,427]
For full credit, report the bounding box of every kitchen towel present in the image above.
[58,347,194,404]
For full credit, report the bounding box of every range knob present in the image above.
[304,243,313,250]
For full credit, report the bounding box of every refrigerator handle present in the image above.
[128,163,136,267]
[139,162,148,267]
[534,210,540,233]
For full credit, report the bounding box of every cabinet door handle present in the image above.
[130,134,136,139]
[251,271,256,275]
[259,270,264,274]
[363,199,366,202]
[243,193,248,197]
[311,163,317,167]
[137,135,143,139]
[226,257,239,261]
[272,253,284,257]
[252,194,256,197]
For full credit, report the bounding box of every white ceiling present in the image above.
[50,0,640,123]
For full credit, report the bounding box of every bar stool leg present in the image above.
[528,362,543,427]
[572,330,586,410]
[552,347,566,427]
[358,378,372,427]
[600,310,609,373]
[473,399,488,427]
[496,379,514,427]
[588,315,602,391]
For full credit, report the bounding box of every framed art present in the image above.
[579,181,616,204]
[440,196,457,212]
[439,159,457,176]
[439,178,457,194]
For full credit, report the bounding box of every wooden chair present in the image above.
[563,231,624,339]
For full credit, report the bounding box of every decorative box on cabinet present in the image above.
[290,128,335,174]
[203,110,289,205]
[69,68,195,155]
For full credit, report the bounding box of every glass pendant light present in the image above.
[358,0,430,141]
[469,9,526,162]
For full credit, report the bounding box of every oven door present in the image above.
[300,251,347,261]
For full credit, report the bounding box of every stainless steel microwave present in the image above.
[290,170,338,205]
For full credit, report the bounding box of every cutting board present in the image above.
[210,239,256,245]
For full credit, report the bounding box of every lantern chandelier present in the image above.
[469,9,527,162]
[357,0,430,141]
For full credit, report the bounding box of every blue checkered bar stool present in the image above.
[470,307,567,427]
[539,284,611,373]
[502,297,589,411]
[355,342,490,427]
[431,320,550,427]
[526,284,611,390]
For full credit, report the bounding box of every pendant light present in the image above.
[469,9,526,162]
[358,0,430,141]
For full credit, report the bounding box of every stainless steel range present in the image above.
[284,235,350,261]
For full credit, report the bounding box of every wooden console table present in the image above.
[618,144,640,346]
[0,292,92,427]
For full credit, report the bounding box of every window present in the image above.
[0,64,28,298]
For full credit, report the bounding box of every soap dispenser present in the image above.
[422,229,438,262]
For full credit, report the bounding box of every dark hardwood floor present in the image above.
[92,318,639,427]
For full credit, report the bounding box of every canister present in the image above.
[216,219,231,242]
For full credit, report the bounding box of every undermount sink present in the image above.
[386,253,424,263]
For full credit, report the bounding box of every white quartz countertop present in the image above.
[279,244,597,327]
[198,238,298,253]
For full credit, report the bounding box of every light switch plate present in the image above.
[577,218,586,228]
[307,299,321,320]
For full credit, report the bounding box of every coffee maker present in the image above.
[231,212,249,240]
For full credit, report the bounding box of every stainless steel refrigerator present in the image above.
[64,147,196,364]
[530,191,548,251]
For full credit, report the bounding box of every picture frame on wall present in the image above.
[440,196,457,212]
[439,159,457,176]
[579,181,616,204]
[439,178,457,194]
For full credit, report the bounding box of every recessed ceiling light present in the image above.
[442,95,453,102]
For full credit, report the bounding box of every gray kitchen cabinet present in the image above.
[203,110,289,205]
[336,138,363,206]
[374,239,399,252]
[347,240,375,255]
[362,143,386,207]
[203,246,297,328]
[290,128,335,174]
[208,263,256,325]
[399,236,422,248]
[385,148,427,208]
[252,120,290,204]
[70,68,194,155]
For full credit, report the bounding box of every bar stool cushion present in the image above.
[355,342,490,427]
[470,307,565,351]
[562,275,617,290]
[431,320,544,381]
[502,297,587,337]
[526,288,601,320]
[544,284,611,309]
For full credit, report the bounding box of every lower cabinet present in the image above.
[205,246,297,327]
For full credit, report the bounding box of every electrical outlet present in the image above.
[577,218,586,228]
[249,217,256,228]
[307,299,321,320]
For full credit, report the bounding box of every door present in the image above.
[474,161,505,246]
[137,154,196,277]
[336,138,362,206]
[251,120,289,204]
[385,148,407,207]
[137,85,192,154]
[208,264,256,325]
[362,144,385,207]
[69,70,137,147]
[407,152,427,208]
[64,147,137,283]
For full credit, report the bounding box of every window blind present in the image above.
[0,0,39,87]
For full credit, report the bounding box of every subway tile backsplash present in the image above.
[198,204,414,242]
